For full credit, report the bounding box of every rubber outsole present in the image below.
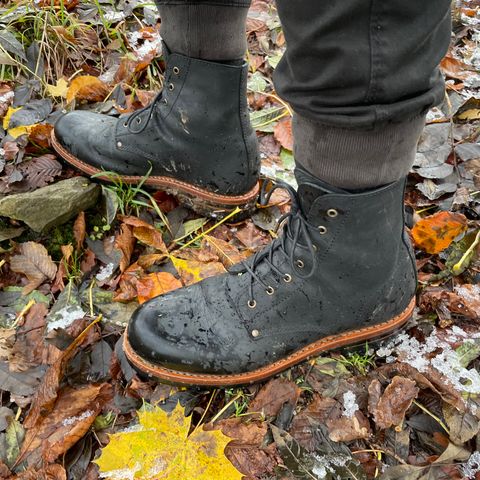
[51,130,259,218]
[122,297,416,387]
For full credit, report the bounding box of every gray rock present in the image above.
[0,177,100,232]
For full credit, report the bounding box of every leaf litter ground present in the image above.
[0,0,480,479]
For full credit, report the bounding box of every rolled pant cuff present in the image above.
[293,114,426,190]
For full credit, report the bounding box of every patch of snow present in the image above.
[121,424,144,433]
[342,391,359,418]
[148,457,167,476]
[47,305,86,332]
[104,11,126,23]
[461,451,480,479]
[312,453,350,478]
[99,463,142,480]
[62,410,94,427]
[376,327,480,396]
[96,262,116,282]
[0,91,14,105]
[127,30,162,61]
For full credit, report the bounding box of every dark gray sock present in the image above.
[157,4,249,61]
[293,113,426,189]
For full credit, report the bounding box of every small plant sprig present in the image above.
[338,343,376,376]
[91,166,172,234]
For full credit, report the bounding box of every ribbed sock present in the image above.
[293,113,426,190]
[156,3,249,61]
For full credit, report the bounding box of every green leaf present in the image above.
[280,148,295,170]
[455,339,480,368]
[247,71,268,93]
[5,418,24,468]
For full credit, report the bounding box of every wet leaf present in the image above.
[443,403,480,444]
[273,117,293,151]
[412,211,468,254]
[66,76,109,104]
[95,403,242,480]
[73,212,86,251]
[171,256,226,286]
[10,242,57,294]
[46,78,68,98]
[0,29,26,61]
[370,376,419,430]
[114,224,135,273]
[136,272,182,304]
[28,124,53,149]
[248,378,301,419]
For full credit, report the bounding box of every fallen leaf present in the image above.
[171,256,226,286]
[137,272,182,304]
[412,211,468,254]
[114,262,144,302]
[19,383,112,466]
[10,242,57,295]
[203,235,247,268]
[73,212,86,251]
[114,224,135,273]
[370,376,419,430]
[95,403,242,480]
[120,215,167,252]
[440,56,472,81]
[28,124,53,149]
[273,117,293,151]
[247,377,300,419]
[66,76,109,104]
[46,78,68,98]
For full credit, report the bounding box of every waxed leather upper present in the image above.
[54,47,259,196]
[127,178,417,375]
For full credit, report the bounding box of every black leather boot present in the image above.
[123,174,417,386]
[52,45,260,215]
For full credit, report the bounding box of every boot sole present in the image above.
[51,131,259,217]
[122,297,415,387]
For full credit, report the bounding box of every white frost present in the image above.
[96,262,116,282]
[62,410,94,426]
[461,451,480,479]
[376,327,480,395]
[99,463,142,480]
[342,391,359,418]
[127,30,162,61]
[312,453,350,478]
[47,305,86,331]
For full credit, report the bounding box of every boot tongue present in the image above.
[295,166,347,214]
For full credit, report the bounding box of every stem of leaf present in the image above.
[412,400,450,435]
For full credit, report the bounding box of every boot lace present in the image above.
[237,180,322,309]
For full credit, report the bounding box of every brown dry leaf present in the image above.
[370,376,419,430]
[10,242,57,294]
[137,272,182,304]
[412,211,468,254]
[137,253,166,269]
[326,409,371,442]
[66,76,109,104]
[440,55,472,81]
[3,141,19,161]
[273,117,293,151]
[22,317,101,435]
[247,377,301,419]
[208,419,278,479]
[234,220,270,250]
[203,235,247,268]
[119,215,167,252]
[28,124,53,149]
[171,257,226,286]
[0,329,15,361]
[19,383,112,466]
[9,464,67,480]
[9,303,47,372]
[73,212,86,250]
[114,224,135,273]
[114,262,144,302]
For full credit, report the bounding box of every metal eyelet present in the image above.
[266,286,275,295]
[173,66,180,75]
[283,274,292,283]
[123,122,128,127]
[327,209,339,218]
[162,98,168,105]
[312,244,317,251]
[251,329,260,337]
[136,117,142,124]
[296,260,304,268]
[116,141,122,148]
[318,226,327,235]
[168,83,175,91]
[248,299,257,309]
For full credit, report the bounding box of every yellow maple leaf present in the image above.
[46,78,68,98]
[94,403,242,480]
[2,106,37,138]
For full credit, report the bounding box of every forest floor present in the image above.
[0,1,480,479]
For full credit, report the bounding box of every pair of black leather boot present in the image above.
[53,48,417,386]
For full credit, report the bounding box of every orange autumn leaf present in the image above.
[412,211,468,254]
[273,117,293,151]
[137,272,182,304]
[66,75,109,104]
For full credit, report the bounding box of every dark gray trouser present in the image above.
[155,0,452,188]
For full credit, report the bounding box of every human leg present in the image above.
[52,0,259,215]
